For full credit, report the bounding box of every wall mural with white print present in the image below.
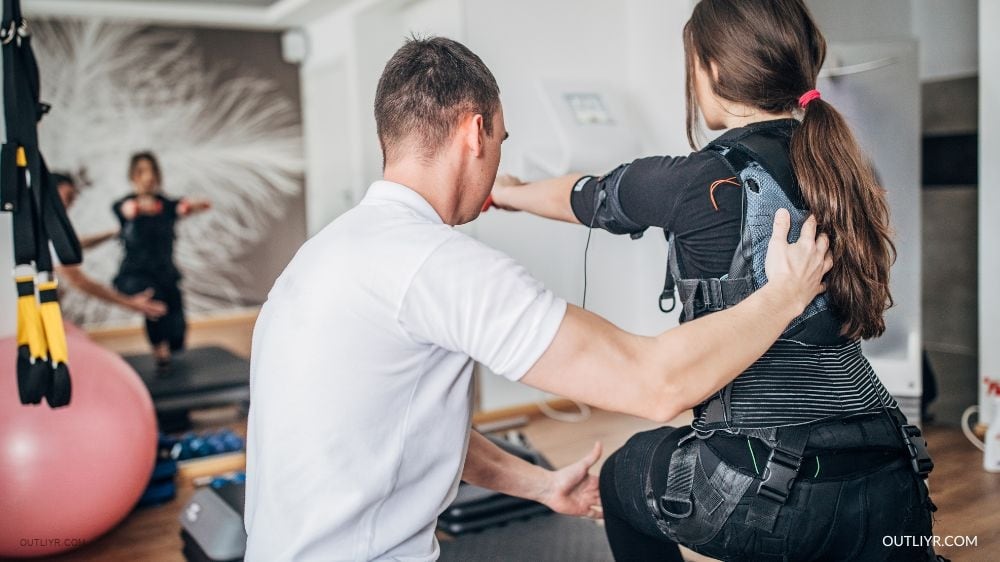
[33,19,306,326]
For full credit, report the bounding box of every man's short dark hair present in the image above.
[51,172,75,189]
[374,36,500,164]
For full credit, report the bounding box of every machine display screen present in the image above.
[564,93,614,125]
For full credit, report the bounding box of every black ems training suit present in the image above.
[576,120,938,561]
[112,194,186,352]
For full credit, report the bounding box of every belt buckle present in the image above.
[757,448,802,503]
[705,279,724,312]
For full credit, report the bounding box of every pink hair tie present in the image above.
[798,89,821,108]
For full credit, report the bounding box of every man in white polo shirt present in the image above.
[245,37,831,561]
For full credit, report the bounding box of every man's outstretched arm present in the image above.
[461,431,602,519]
[520,209,832,422]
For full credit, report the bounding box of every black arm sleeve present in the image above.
[570,153,711,234]
[569,167,645,235]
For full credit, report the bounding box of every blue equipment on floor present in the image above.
[138,434,180,508]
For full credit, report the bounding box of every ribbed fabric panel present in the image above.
[693,339,897,430]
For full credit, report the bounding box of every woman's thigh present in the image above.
[692,460,935,561]
[600,426,688,539]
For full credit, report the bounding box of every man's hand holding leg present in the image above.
[462,432,604,519]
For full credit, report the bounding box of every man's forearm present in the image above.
[79,229,118,250]
[523,287,801,424]
[642,283,802,418]
[493,174,582,224]
[462,431,550,502]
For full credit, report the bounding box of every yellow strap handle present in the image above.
[15,276,48,360]
[16,146,26,167]
[37,280,69,365]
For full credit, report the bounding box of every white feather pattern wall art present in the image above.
[33,19,306,326]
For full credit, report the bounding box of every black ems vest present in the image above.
[658,126,893,432]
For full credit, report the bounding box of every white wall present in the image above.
[980,0,999,420]
[911,0,978,81]
[463,0,694,409]
[299,0,463,235]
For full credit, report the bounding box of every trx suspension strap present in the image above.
[2,0,81,407]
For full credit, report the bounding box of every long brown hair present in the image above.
[683,0,896,340]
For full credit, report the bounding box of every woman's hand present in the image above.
[536,442,603,520]
[485,174,526,212]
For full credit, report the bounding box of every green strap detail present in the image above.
[747,438,760,475]
[745,441,820,477]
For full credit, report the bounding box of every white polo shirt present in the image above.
[245,181,567,561]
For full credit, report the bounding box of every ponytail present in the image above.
[790,98,896,339]
[685,0,896,340]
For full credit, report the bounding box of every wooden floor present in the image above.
[37,406,998,562]
[30,316,999,561]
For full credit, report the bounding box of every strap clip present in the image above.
[901,425,934,478]
[692,279,726,313]
[756,447,803,504]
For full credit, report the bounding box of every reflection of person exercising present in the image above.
[112,152,210,366]
[50,173,166,319]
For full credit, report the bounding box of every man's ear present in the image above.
[462,113,485,158]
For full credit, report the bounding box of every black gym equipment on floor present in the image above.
[124,346,250,431]
[181,479,246,562]
[437,514,614,561]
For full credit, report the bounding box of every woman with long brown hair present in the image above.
[488,0,940,559]
[113,152,211,368]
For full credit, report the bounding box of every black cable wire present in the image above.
[582,189,606,310]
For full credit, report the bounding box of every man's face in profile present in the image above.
[458,105,507,225]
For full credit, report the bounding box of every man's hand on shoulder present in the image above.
[762,209,833,318]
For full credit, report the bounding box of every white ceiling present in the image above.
[94,0,283,6]
[24,0,352,29]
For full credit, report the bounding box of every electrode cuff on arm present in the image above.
[569,165,647,237]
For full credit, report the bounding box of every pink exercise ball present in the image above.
[0,328,157,558]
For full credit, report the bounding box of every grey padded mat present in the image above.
[438,513,614,561]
